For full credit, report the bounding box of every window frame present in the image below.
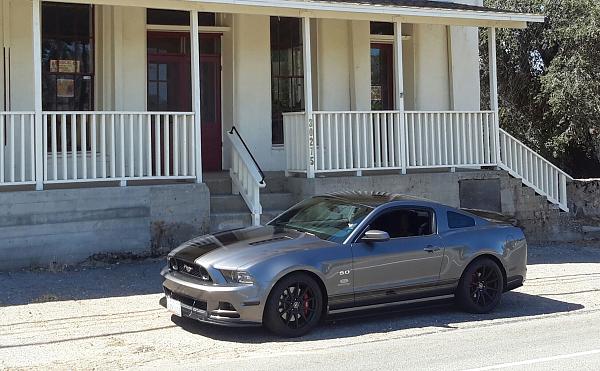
[354,206,438,242]
[270,16,304,146]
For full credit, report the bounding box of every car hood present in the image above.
[169,225,331,269]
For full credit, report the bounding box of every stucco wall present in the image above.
[413,23,450,110]
[8,0,34,110]
[316,19,351,111]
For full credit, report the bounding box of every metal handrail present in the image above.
[228,126,266,184]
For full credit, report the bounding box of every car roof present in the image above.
[320,191,436,208]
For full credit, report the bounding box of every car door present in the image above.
[350,207,445,306]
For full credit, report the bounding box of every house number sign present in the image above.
[308,118,315,166]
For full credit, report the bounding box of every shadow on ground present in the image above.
[1,244,598,307]
[172,291,585,343]
[0,259,164,306]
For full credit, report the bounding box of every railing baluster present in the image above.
[42,115,48,182]
[91,114,97,179]
[341,114,347,169]
[147,115,153,176]
[110,114,116,179]
[164,114,170,177]
[154,114,161,177]
[119,114,125,179]
[81,114,87,179]
[51,114,57,181]
[8,115,14,182]
[173,115,179,176]
[101,114,107,179]
[181,115,188,176]
[71,114,77,180]
[61,114,67,180]
[129,114,135,178]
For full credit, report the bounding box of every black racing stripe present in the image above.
[174,234,229,262]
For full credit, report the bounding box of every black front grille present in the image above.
[169,258,212,282]
[164,288,208,310]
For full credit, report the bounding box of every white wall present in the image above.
[349,20,371,110]
[413,23,451,110]
[315,19,351,111]
[231,14,285,172]
[8,0,34,110]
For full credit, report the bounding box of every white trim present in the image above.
[45,0,544,28]
[146,24,231,33]
[32,0,43,191]
[394,21,407,175]
[190,11,203,183]
[370,34,411,43]
[302,17,315,179]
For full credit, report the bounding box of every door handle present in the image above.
[424,245,441,253]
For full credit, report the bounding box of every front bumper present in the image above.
[161,267,265,326]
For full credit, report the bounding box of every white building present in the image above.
[0,0,571,269]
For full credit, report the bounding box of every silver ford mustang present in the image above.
[161,192,527,337]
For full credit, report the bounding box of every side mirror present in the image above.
[361,230,390,243]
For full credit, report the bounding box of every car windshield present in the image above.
[268,197,373,243]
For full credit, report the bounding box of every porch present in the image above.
[0,0,568,215]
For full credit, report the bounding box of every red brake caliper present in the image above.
[303,292,310,316]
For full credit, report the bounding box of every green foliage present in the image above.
[482,0,600,177]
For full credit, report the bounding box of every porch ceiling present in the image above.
[50,0,544,28]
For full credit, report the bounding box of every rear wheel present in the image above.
[263,273,323,337]
[456,257,504,314]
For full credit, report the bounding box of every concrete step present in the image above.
[210,194,247,213]
[261,192,296,211]
[210,192,295,214]
[205,176,232,195]
[209,209,285,232]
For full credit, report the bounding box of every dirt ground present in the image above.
[1,243,600,370]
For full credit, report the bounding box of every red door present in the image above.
[147,32,222,173]
[199,34,222,172]
[371,43,395,111]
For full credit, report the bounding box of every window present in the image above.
[146,9,216,26]
[369,209,434,238]
[370,22,394,36]
[42,2,94,111]
[447,211,476,229]
[268,197,372,243]
[270,17,304,145]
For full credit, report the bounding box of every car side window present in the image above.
[447,211,476,229]
[368,208,434,238]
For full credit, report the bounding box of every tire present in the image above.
[456,257,504,314]
[263,272,323,337]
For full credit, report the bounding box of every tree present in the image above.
[481,0,600,178]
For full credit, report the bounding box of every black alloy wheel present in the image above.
[264,273,323,337]
[456,257,504,314]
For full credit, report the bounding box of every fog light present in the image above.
[218,302,236,311]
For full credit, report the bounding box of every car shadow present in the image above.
[172,291,584,343]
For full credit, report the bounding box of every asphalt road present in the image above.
[1,242,600,370]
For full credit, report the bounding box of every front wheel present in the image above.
[263,273,323,337]
[456,257,504,314]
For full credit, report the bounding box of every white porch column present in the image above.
[302,16,315,178]
[32,0,43,190]
[394,20,407,174]
[190,10,203,183]
[488,27,501,166]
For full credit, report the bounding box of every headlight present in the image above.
[220,269,256,284]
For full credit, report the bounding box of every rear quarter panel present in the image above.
[439,225,527,285]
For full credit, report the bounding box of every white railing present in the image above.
[405,111,497,169]
[41,112,196,184]
[283,112,309,173]
[311,111,405,173]
[227,127,266,226]
[283,111,497,175]
[0,112,36,185]
[499,129,570,211]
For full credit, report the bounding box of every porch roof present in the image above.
[58,0,544,28]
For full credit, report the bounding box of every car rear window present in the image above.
[447,211,475,229]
